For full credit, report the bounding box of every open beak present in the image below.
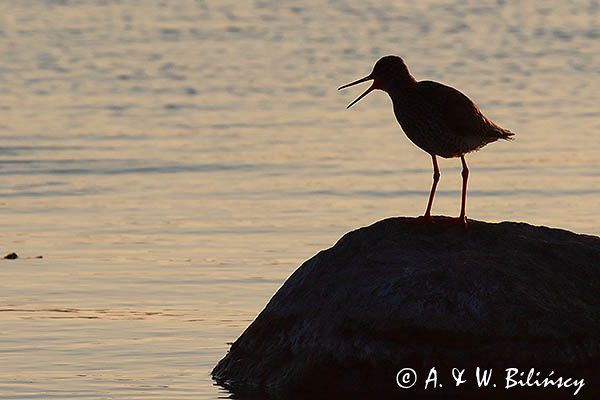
[338,74,375,109]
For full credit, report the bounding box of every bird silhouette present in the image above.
[339,55,514,225]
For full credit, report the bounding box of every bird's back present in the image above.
[392,80,514,158]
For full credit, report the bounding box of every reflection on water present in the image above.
[0,0,598,399]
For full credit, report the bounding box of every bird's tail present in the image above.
[493,125,515,140]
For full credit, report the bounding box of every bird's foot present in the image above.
[415,215,467,227]
[417,214,434,224]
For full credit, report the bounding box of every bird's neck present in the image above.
[385,78,417,106]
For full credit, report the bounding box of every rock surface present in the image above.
[212,217,600,399]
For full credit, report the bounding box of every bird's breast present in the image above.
[392,99,463,158]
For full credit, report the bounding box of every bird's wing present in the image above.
[420,81,514,139]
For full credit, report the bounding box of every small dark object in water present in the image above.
[4,252,18,259]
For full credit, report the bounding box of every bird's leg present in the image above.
[423,154,440,221]
[458,155,469,225]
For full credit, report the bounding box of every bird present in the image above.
[338,55,514,225]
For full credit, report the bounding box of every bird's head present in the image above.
[338,55,414,109]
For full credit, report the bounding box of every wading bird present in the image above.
[339,56,514,225]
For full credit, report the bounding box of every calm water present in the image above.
[0,1,598,399]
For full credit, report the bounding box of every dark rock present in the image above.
[4,252,18,259]
[212,217,600,399]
